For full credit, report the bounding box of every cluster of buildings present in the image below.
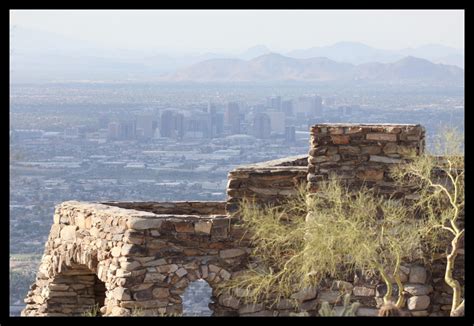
[99,95,357,144]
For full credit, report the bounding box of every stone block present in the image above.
[408,295,430,311]
[218,294,240,309]
[126,217,162,230]
[60,226,77,242]
[369,155,402,164]
[366,133,397,142]
[152,287,169,299]
[219,248,246,259]
[330,135,350,145]
[404,284,433,296]
[409,266,427,284]
[291,287,318,302]
[194,221,212,234]
[353,286,375,297]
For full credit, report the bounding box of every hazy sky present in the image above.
[10,10,464,53]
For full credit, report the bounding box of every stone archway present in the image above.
[41,263,106,316]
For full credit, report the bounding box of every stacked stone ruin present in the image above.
[22,123,464,317]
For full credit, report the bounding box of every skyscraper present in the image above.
[252,113,271,139]
[160,110,175,138]
[225,102,240,135]
[136,114,155,139]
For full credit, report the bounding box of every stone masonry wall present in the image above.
[22,124,463,317]
[307,123,425,196]
[226,155,308,216]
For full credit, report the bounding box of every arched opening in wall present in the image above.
[181,279,214,316]
[46,263,106,316]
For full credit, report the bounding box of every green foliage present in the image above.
[221,178,426,307]
[318,293,360,316]
[81,304,100,317]
[391,127,464,316]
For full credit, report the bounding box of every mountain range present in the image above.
[10,26,464,83]
[160,53,464,84]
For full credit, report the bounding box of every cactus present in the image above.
[318,293,360,316]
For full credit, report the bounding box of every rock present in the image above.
[360,146,382,155]
[152,287,169,299]
[112,287,131,301]
[339,146,361,155]
[219,248,246,259]
[143,272,166,283]
[383,143,399,154]
[218,294,240,309]
[175,268,188,278]
[143,258,167,267]
[331,280,353,293]
[409,266,427,284]
[219,269,231,280]
[353,286,375,297]
[276,299,296,310]
[111,306,130,316]
[194,221,212,234]
[356,169,384,181]
[408,295,430,311]
[369,155,402,164]
[366,133,397,142]
[121,261,141,271]
[238,303,263,314]
[291,287,318,302]
[410,310,429,316]
[330,135,350,145]
[60,226,77,242]
[356,308,379,316]
[127,217,162,230]
[316,290,340,304]
[111,247,122,257]
[156,264,179,274]
[175,222,194,233]
[403,284,433,296]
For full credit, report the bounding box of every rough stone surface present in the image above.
[408,295,431,311]
[22,124,460,317]
[409,266,427,284]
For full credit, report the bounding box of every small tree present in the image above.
[392,128,464,316]
[222,179,425,309]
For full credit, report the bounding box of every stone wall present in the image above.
[104,201,226,216]
[226,155,308,216]
[22,124,463,317]
[307,123,425,196]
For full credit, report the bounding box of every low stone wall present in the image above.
[307,123,425,195]
[226,155,308,216]
[104,201,226,216]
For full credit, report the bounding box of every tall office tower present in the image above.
[160,110,175,138]
[225,102,241,135]
[294,96,323,118]
[281,99,293,116]
[135,114,155,139]
[313,95,323,117]
[119,120,136,140]
[252,113,271,139]
[98,114,110,129]
[211,112,224,138]
[267,96,282,110]
[285,126,296,143]
[175,113,185,140]
[266,110,286,134]
[107,121,120,140]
